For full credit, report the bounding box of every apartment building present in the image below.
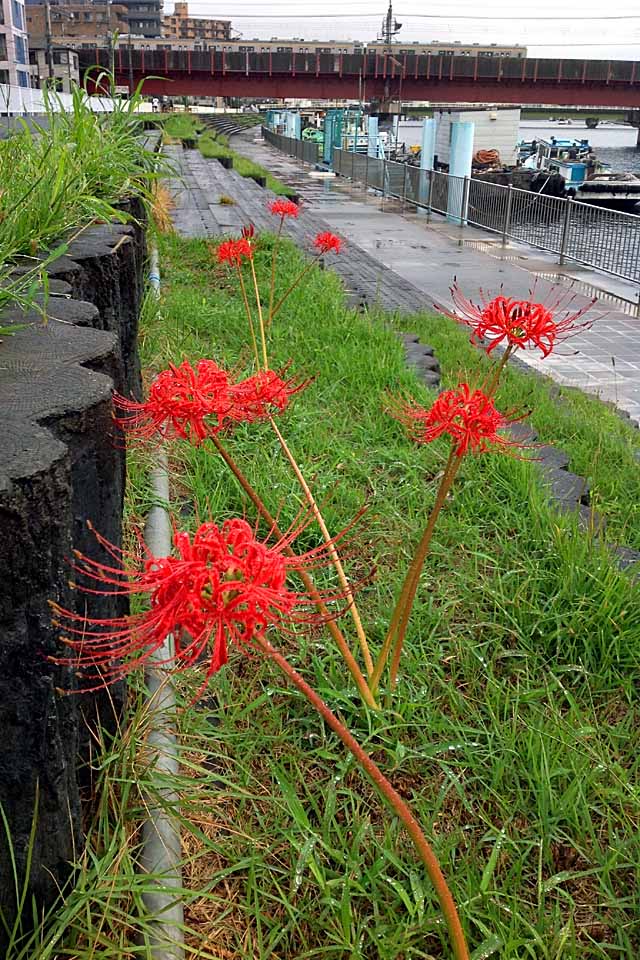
[0,0,31,87]
[25,1,128,44]
[120,0,161,38]
[163,3,230,42]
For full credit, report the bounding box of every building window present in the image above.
[15,34,27,64]
[11,0,23,30]
[0,68,9,84]
[0,34,6,59]
[17,69,29,87]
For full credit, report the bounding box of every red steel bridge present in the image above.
[81,48,640,108]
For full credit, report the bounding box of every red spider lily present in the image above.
[229,368,311,422]
[390,383,524,457]
[444,281,598,358]
[49,516,354,695]
[314,232,342,255]
[114,361,305,445]
[241,223,256,240]
[269,199,299,219]
[114,359,233,444]
[216,238,254,266]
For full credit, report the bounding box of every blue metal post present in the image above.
[417,117,436,213]
[367,116,379,158]
[323,116,334,165]
[447,120,474,225]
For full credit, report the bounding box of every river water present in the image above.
[397,119,640,173]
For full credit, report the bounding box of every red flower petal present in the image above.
[114,363,308,446]
[216,238,254,265]
[50,515,358,697]
[314,231,341,255]
[269,199,299,219]
[444,282,599,358]
[390,383,525,458]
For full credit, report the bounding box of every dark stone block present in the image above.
[537,466,590,507]
[0,205,146,945]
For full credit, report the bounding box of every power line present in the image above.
[179,2,640,15]
[399,11,640,19]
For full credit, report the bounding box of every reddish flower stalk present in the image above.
[49,515,354,700]
[444,281,599,359]
[269,233,343,326]
[269,416,374,678]
[213,237,260,367]
[373,386,526,693]
[257,635,470,960]
[210,434,378,710]
[113,360,307,446]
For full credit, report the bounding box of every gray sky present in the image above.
[166,0,640,60]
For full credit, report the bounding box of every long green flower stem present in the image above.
[211,436,379,710]
[269,417,375,678]
[249,257,269,370]
[257,634,471,960]
[235,264,260,369]
[371,449,462,695]
[268,255,323,325]
[482,344,513,398]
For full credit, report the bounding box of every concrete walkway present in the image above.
[167,135,640,424]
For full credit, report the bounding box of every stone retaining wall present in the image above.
[0,209,146,944]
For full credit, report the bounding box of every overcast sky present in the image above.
[165,0,640,60]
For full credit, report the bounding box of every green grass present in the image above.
[0,82,159,316]
[22,233,640,958]
[197,133,296,196]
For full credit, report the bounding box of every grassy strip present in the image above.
[0,85,158,316]
[138,236,637,957]
[198,131,296,196]
[20,233,639,958]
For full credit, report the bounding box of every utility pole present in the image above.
[128,26,134,94]
[379,2,401,51]
[377,2,402,115]
[43,0,54,82]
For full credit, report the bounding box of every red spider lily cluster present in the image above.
[50,518,343,689]
[113,359,307,444]
[314,231,342,255]
[391,383,522,458]
[269,198,299,219]
[446,281,597,358]
[216,238,254,266]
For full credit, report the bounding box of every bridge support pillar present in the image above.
[367,115,379,158]
[447,120,474,225]
[417,117,436,215]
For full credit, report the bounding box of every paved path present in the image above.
[167,137,640,424]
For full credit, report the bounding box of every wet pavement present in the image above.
[166,135,640,424]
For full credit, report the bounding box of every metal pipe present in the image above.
[139,245,185,960]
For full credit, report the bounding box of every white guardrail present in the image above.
[0,83,119,115]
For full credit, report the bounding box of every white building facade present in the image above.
[0,0,30,88]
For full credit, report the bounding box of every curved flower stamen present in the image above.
[444,281,600,358]
[389,383,525,457]
[114,361,309,446]
[49,516,358,694]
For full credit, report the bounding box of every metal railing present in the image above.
[262,127,320,165]
[330,148,640,283]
